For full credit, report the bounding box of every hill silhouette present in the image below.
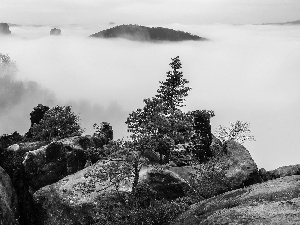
[262,20,300,25]
[90,24,206,41]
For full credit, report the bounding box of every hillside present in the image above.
[262,20,300,25]
[90,24,206,41]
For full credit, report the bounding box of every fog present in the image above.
[2,0,300,25]
[0,24,300,170]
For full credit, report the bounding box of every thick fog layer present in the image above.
[0,24,299,170]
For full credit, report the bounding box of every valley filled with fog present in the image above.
[1,24,300,170]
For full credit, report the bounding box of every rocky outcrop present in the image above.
[173,175,300,225]
[50,28,61,35]
[260,164,300,181]
[23,136,87,191]
[33,161,191,225]
[0,166,19,225]
[224,140,262,187]
[0,23,11,35]
[169,140,262,198]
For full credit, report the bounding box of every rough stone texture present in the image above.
[0,166,19,225]
[209,135,223,156]
[224,140,262,187]
[0,23,11,35]
[260,164,300,182]
[139,167,191,200]
[173,175,300,225]
[169,140,261,198]
[7,144,20,151]
[7,141,47,153]
[23,136,87,191]
[33,162,190,225]
[50,28,61,35]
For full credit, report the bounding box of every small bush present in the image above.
[129,200,189,225]
[31,105,84,141]
[189,156,232,199]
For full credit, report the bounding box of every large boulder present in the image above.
[23,136,87,191]
[169,140,262,199]
[173,175,300,225]
[0,166,19,225]
[139,167,191,200]
[224,140,262,187]
[33,162,191,225]
[0,23,11,35]
[50,28,61,35]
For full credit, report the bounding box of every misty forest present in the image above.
[1,6,300,225]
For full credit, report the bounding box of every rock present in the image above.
[7,144,20,151]
[173,175,300,225]
[139,167,191,200]
[176,140,262,199]
[209,135,223,156]
[0,166,19,225]
[33,162,191,224]
[0,23,11,35]
[224,140,262,187]
[23,136,87,191]
[50,28,61,36]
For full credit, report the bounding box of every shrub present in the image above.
[214,120,255,145]
[0,131,23,148]
[188,156,232,199]
[31,105,84,141]
[129,200,189,225]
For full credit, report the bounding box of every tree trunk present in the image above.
[131,160,140,196]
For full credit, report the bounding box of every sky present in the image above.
[1,0,300,25]
[0,1,300,171]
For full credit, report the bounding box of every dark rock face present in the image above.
[0,144,40,225]
[50,28,61,35]
[139,168,191,200]
[23,137,87,191]
[173,175,300,225]
[0,23,11,35]
[90,24,205,42]
[0,166,19,225]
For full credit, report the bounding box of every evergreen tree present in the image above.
[156,56,191,111]
[126,56,193,164]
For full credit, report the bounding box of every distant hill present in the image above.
[90,24,206,41]
[7,23,22,27]
[262,20,300,25]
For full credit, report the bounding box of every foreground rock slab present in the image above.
[0,166,19,225]
[33,161,190,225]
[173,175,300,225]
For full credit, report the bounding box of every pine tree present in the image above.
[126,56,193,164]
[156,56,191,111]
